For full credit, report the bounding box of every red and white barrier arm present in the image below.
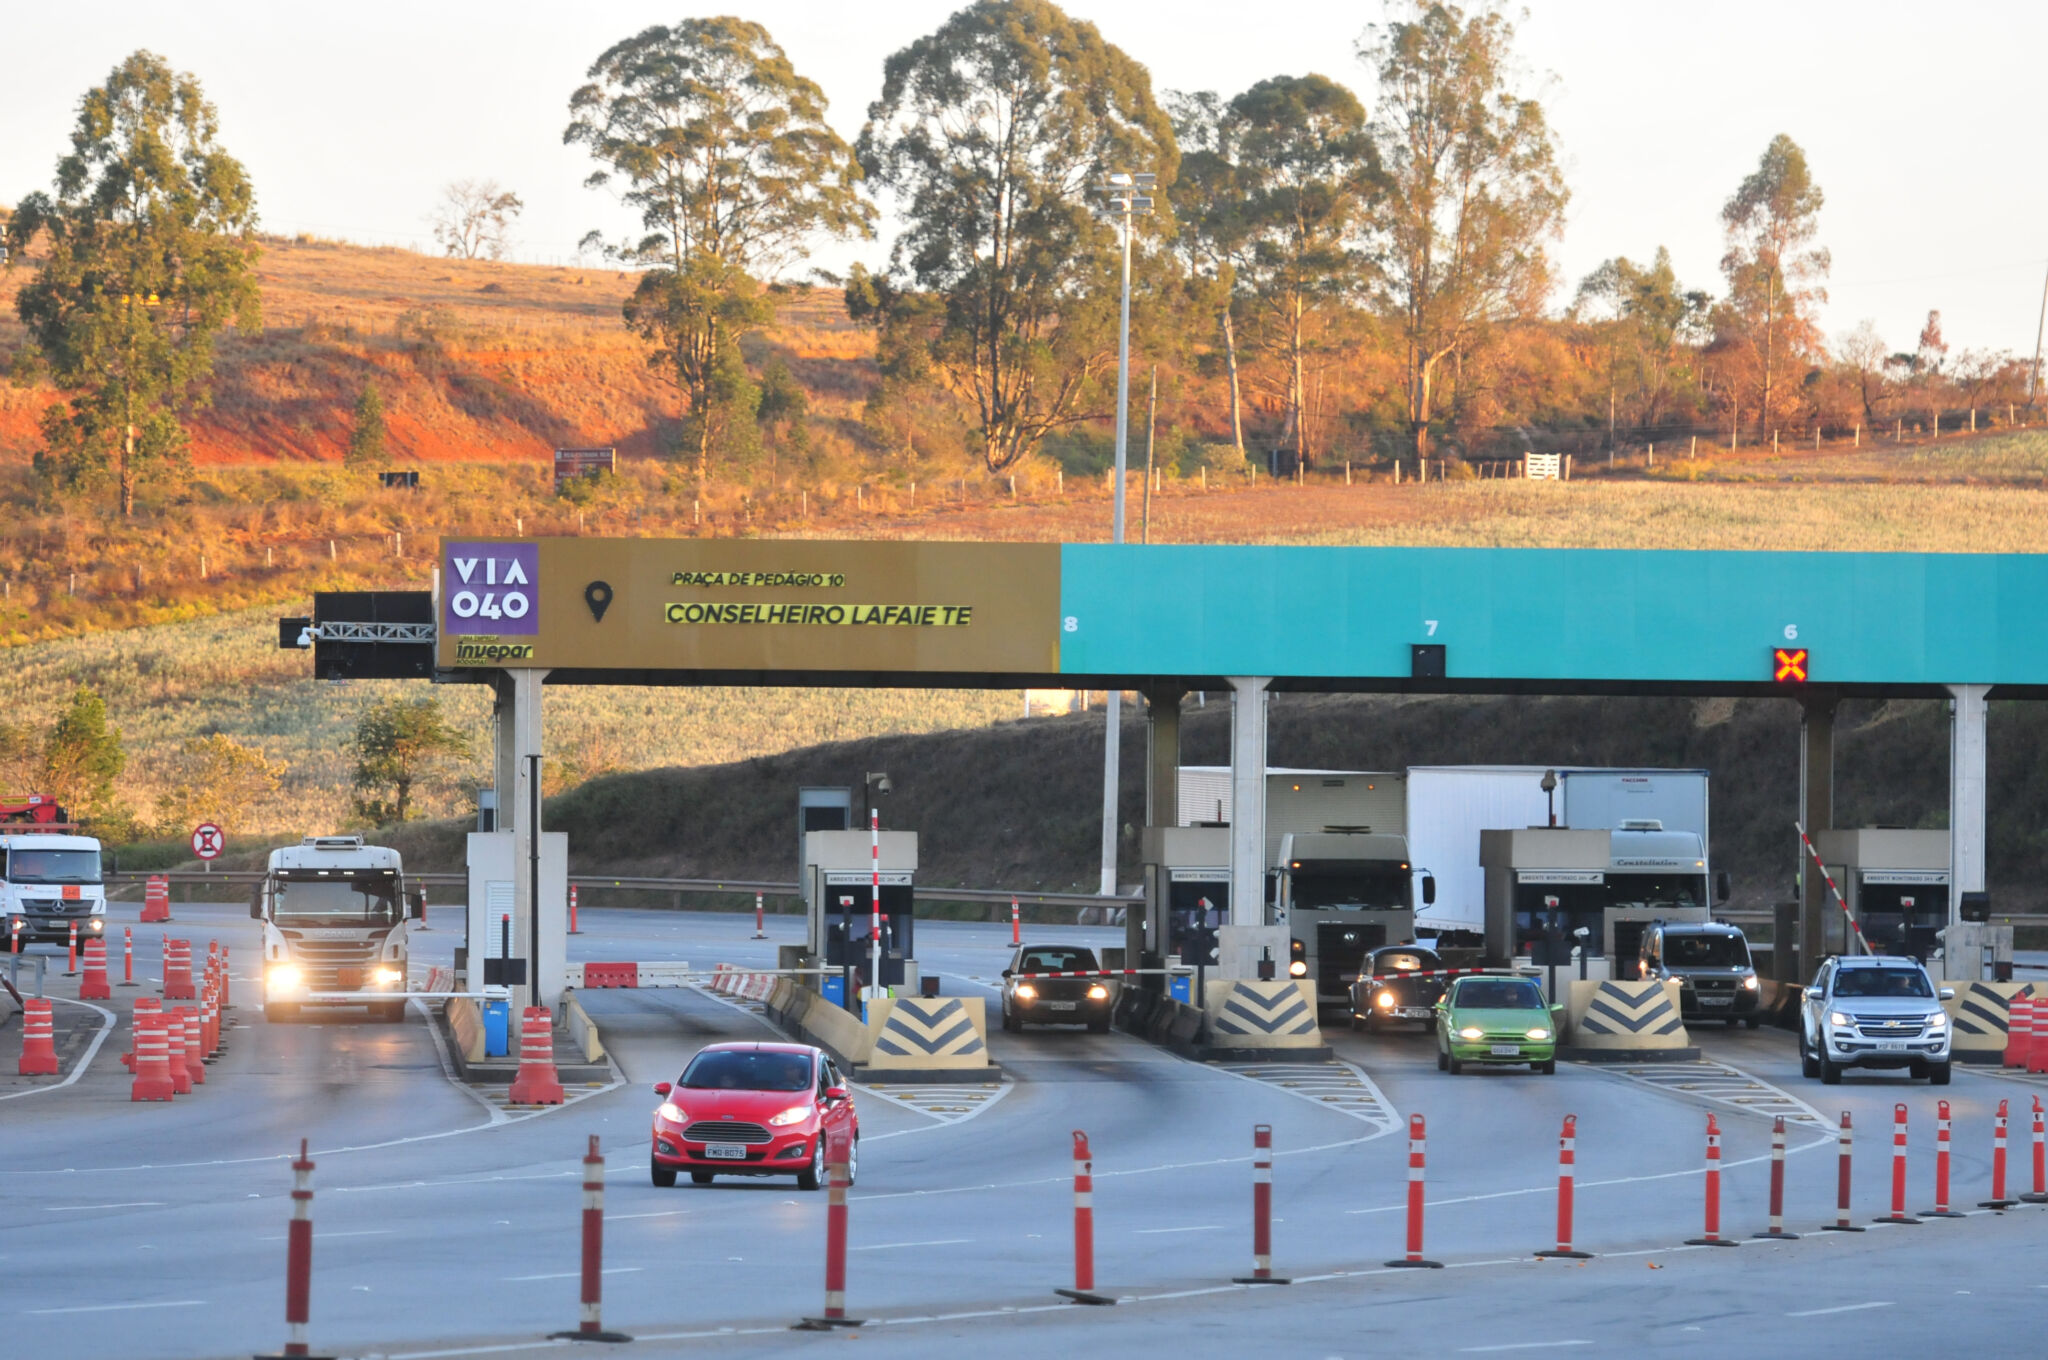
[1794,821,1873,956]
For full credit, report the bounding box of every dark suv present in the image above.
[1638,921,1760,1028]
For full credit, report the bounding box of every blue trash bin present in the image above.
[482,989,510,1057]
[1168,972,1191,1004]
[821,973,847,1009]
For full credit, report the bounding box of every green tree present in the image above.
[857,0,1178,472]
[1720,133,1827,434]
[1574,247,1710,432]
[346,697,472,825]
[1226,74,1379,468]
[1165,90,1252,460]
[565,17,872,486]
[40,685,126,817]
[1361,3,1566,459]
[4,51,260,515]
[345,381,386,466]
[154,733,283,836]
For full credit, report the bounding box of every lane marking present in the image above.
[850,1238,973,1252]
[43,1201,165,1211]
[1133,1225,1221,1234]
[24,1299,207,1315]
[0,996,116,1102]
[1787,1302,1893,1318]
[1460,1344,1591,1354]
[503,1267,642,1282]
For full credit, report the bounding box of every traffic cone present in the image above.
[79,935,112,1000]
[140,875,172,923]
[17,998,58,1075]
[130,1013,175,1101]
[506,1006,565,1105]
[122,997,161,1071]
[177,1005,205,1085]
[2005,990,2032,1069]
[163,1009,193,1095]
[163,938,196,1000]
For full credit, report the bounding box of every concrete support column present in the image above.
[1098,689,1123,898]
[1228,678,1270,927]
[1143,687,1182,829]
[493,668,549,1012]
[1948,684,1989,928]
[1797,692,1837,981]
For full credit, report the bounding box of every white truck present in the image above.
[1276,829,1432,1008]
[251,836,423,1022]
[0,824,107,949]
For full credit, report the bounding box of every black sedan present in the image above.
[1000,944,1115,1033]
[1349,945,1447,1032]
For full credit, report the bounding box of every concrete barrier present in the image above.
[562,991,606,1064]
[862,997,991,1080]
[1563,979,1696,1061]
[444,996,486,1064]
[1941,980,2034,1063]
[1203,980,1324,1056]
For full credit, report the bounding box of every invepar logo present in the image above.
[444,542,539,635]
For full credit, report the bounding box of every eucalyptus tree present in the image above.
[1165,90,1251,459]
[566,18,871,483]
[856,0,1177,473]
[1720,134,1827,434]
[5,51,260,515]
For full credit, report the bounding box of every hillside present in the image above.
[361,687,2048,914]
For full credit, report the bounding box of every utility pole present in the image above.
[1141,368,1157,546]
[2030,260,2048,413]
[1093,170,1155,899]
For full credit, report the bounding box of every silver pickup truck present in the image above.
[1798,954,1953,1085]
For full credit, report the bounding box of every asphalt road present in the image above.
[6,902,2045,1359]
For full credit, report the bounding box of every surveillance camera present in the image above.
[875,774,893,796]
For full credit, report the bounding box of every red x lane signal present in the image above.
[1773,647,1809,683]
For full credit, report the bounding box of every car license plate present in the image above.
[1489,1044,1521,1057]
[1876,1040,1910,1052]
[1046,1001,1077,1011]
[1701,997,1731,1007]
[703,1144,748,1160]
[1395,1007,1428,1019]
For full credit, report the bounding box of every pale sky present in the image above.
[5,1,2045,360]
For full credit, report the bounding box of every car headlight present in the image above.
[1087,984,1109,1000]
[268,965,303,992]
[1829,1011,1853,1028]
[1015,983,1037,1000]
[657,1101,687,1123]
[372,967,403,987]
[1742,975,1759,991]
[1289,960,1307,977]
[767,1105,812,1127]
[1526,1028,1551,1041]
[1926,1012,1948,1030]
[1376,991,1395,1009]
[89,918,104,932]
[1458,1026,1485,1041]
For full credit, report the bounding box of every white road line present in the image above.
[1460,1344,1591,1354]
[24,1299,207,1315]
[0,996,115,1102]
[43,1201,165,1211]
[849,1238,974,1252]
[502,1267,643,1282]
[1132,1225,1221,1234]
[1787,1301,1893,1318]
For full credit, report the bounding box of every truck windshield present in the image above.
[8,849,102,884]
[1291,867,1412,911]
[1665,935,1749,968]
[1605,874,1704,911]
[273,876,400,923]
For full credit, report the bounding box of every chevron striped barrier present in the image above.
[561,962,699,989]
[863,996,990,1075]
[1202,980,1324,1053]
[1942,980,2032,1063]
[1564,979,1694,1059]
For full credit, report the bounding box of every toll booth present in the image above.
[1138,826,1231,982]
[1480,828,1611,970]
[803,829,917,1001]
[1812,829,1948,962]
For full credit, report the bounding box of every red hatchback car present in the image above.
[650,1042,858,1190]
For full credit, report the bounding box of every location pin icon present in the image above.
[584,580,613,623]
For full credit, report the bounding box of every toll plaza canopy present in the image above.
[436,538,2048,696]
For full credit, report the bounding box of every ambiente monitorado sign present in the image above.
[437,539,1061,676]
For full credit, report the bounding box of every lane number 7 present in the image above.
[1424,620,1439,636]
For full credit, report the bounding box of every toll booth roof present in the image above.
[802,829,918,872]
[1812,828,1950,870]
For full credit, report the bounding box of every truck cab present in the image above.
[252,836,424,1022]
[0,829,106,948]
[1276,831,1433,1009]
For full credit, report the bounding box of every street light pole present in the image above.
[1094,171,1155,900]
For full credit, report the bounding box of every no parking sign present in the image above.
[191,823,223,861]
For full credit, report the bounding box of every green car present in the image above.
[1433,974,1563,1075]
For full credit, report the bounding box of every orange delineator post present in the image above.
[1923,1099,1964,1217]
[1233,1123,1290,1283]
[17,997,59,1075]
[1876,1102,1921,1225]
[549,1135,631,1342]
[568,884,581,936]
[279,1139,317,1359]
[1754,1115,1800,1239]
[1386,1113,1443,1268]
[66,920,78,974]
[1983,1099,2017,1210]
[1011,897,1021,946]
[121,926,136,986]
[220,944,232,1009]
[178,1004,205,1085]
[506,1006,565,1105]
[1536,1113,1593,1258]
[79,935,112,1000]
[804,1124,859,1327]
[1686,1113,1739,1246]
[2023,1097,2048,1205]
[130,1012,175,1101]
[1054,1129,1115,1304]
[1820,1110,1865,1232]
[2004,991,2032,1067]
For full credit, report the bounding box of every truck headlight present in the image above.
[268,965,303,993]
[372,967,404,987]
[1742,975,1759,990]
[1828,1011,1853,1028]
[1289,960,1308,977]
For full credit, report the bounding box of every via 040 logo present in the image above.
[444,542,540,636]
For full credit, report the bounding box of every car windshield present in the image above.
[1665,935,1749,968]
[1374,950,1440,974]
[273,875,399,924]
[680,1050,814,1092]
[1019,948,1098,973]
[7,849,102,884]
[1832,967,1933,998]
[1456,979,1544,1010]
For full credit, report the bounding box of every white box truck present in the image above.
[253,836,425,1022]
